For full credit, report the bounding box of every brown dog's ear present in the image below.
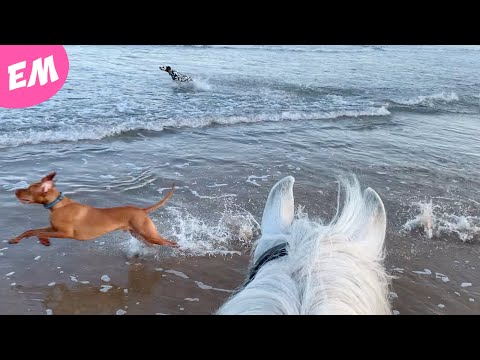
[41,172,56,182]
[40,180,54,193]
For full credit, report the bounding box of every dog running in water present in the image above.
[159,65,193,82]
[10,172,178,248]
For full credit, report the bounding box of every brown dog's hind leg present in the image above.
[129,216,178,247]
[144,234,178,247]
[129,229,148,244]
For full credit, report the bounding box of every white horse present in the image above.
[217,176,391,315]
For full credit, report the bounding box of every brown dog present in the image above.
[10,172,178,247]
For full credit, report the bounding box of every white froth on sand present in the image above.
[435,273,450,282]
[189,189,237,200]
[100,285,113,293]
[194,281,232,293]
[246,175,270,187]
[412,269,432,275]
[164,269,189,279]
[184,298,199,302]
[206,183,228,188]
[157,186,180,194]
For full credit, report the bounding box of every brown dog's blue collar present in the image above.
[44,193,64,209]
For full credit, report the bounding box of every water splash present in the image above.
[165,204,260,256]
[403,200,480,242]
[120,202,260,259]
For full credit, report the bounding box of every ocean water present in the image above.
[0,45,479,314]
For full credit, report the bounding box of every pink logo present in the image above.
[0,45,69,109]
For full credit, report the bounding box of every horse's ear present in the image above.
[360,187,387,254]
[328,178,387,257]
[261,176,295,235]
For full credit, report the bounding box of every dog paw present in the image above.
[163,241,179,248]
[39,238,51,246]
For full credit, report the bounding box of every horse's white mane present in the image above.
[216,176,391,315]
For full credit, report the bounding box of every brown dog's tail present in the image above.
[144,183,175,213]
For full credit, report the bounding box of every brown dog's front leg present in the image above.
[9,227,52,244]
[9,229,72,245]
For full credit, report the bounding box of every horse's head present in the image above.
[217,175,391,315]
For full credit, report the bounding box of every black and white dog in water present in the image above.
[159,65,193,82]
[217,176,392,315]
